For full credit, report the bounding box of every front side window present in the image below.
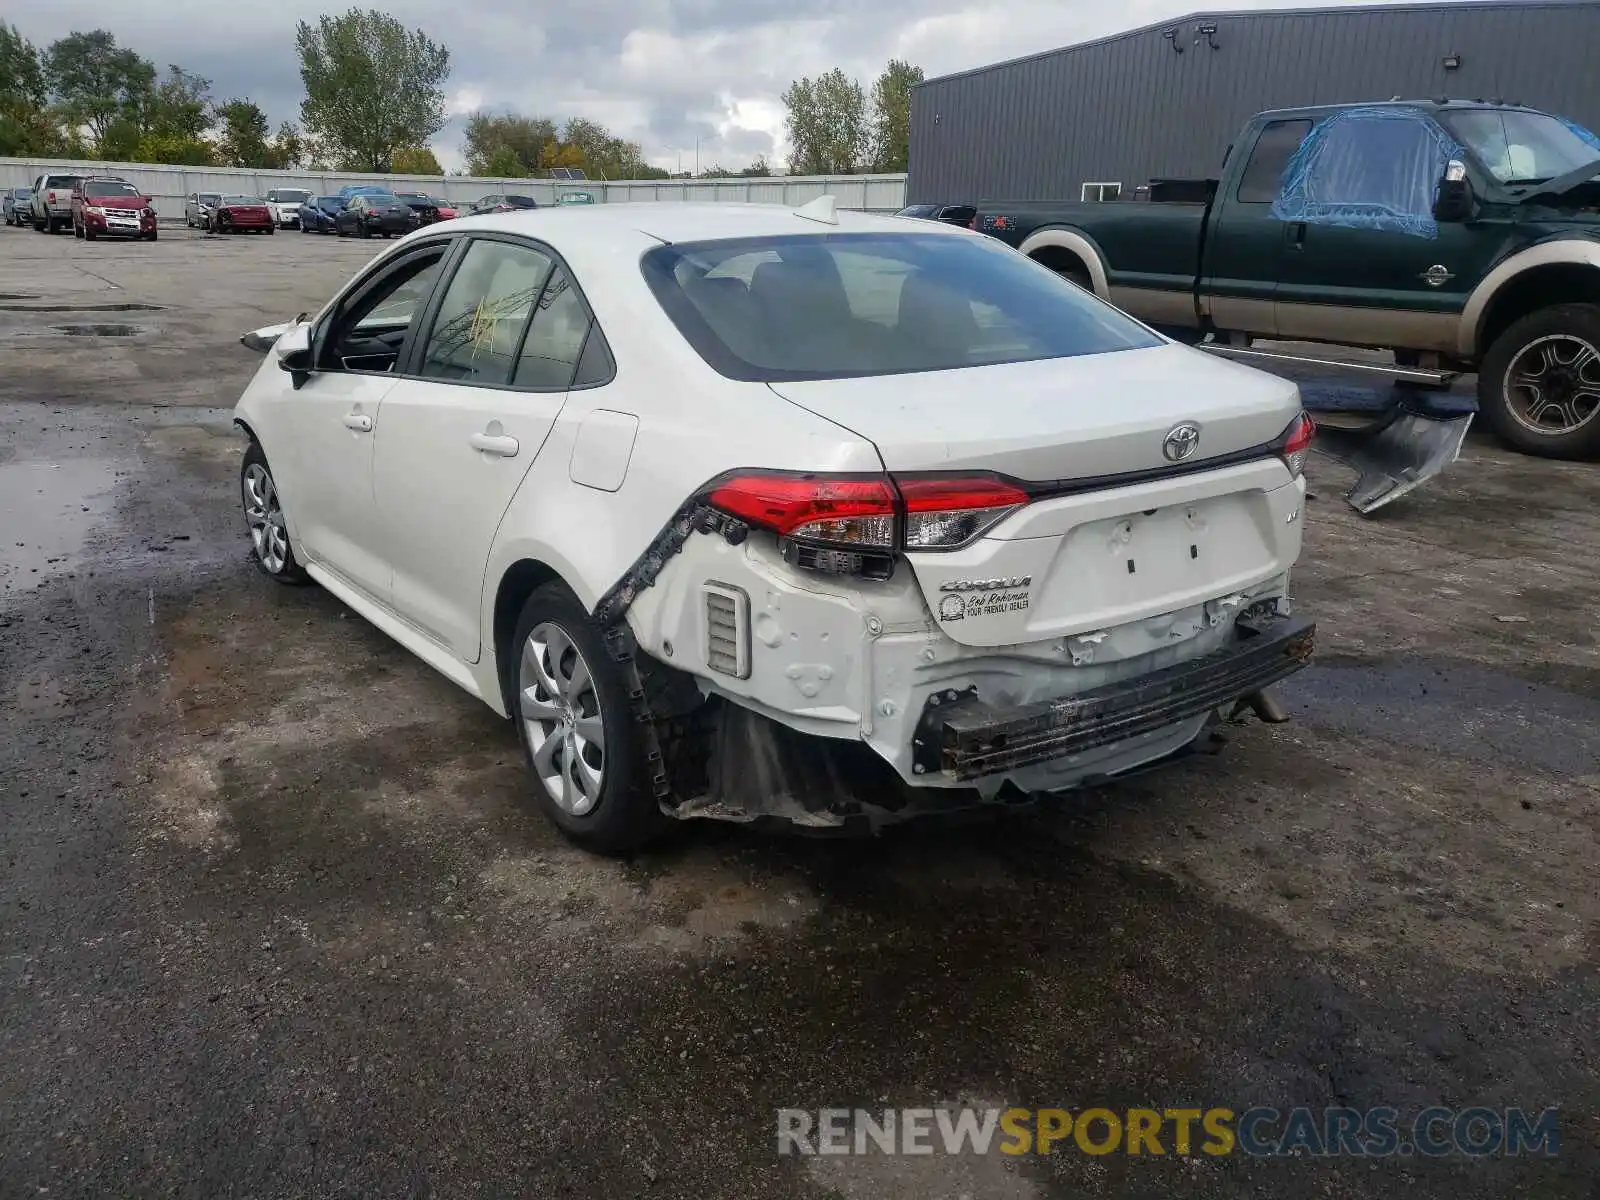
[319,250,448,374]
[420,240,555,386]
[642,232,1162,383]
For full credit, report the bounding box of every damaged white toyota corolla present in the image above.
[234,196,1315,853]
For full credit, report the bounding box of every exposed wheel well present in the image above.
[1028,245,1093,287]
[232,417,258,443]
[1478,264,1600,358]
[492,559,562,711]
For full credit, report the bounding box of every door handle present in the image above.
[1286,221,1307,249]
[469,432,520,457]
[342,412,373,432]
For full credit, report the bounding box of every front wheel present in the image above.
[511,582,667,855]
[1478,303,1600,460]
[241,443,311,585]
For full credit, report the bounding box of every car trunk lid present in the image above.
[768,344,1307,648]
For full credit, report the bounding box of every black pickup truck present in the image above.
[971,99,1600,473]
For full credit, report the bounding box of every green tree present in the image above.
[145,65,212,139]
[296,8,451,172]
[391,144,443,175]
[868,59,923,172]
[43,30,155,149]
[782,67,867,176]
[464,111,556,175]
[740,155,773,177]
[0,22,62,156]
[213,98,272,167]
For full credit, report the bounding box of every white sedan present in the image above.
[235,197,1316,853]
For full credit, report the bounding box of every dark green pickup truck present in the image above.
[974,99,1600,461]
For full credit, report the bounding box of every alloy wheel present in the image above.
[518,622,606,816]
[242,462,289,574]
[1505,334,1600,436]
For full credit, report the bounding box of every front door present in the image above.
[373,237,600,660]
[279,243,453,602]
[1201,117,1312,338]
[1271,111,1503,351]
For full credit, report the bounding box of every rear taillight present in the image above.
[1279,412,1315,478]
[703,470,1029,578]
[897,475,1028,549]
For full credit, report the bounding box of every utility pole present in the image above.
[695,137,701,177]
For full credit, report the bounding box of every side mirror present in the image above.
[274,322,314,388]
[1434,159,1475,223]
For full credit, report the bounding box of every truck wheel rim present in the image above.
[519,622,605,817]
[1504,334,1600,436]
[242,463,288,573]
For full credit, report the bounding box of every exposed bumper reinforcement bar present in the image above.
[914,612,1316,782]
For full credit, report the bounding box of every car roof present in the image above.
[443,201,969,247]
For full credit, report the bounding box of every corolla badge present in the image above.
[1162,421,1202,462]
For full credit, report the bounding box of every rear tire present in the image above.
[1478,303,1600,460]
[510,581,667,855]
[241,442,311,585]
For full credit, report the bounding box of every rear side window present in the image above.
[513,267,593,388]
[1236,120,1312,204]
[420,239,554,386]
[641,232,1161,383]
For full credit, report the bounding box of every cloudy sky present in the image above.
[14,0,1392,173]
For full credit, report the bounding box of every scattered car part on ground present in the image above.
[969,99,1600,463]
[234,198,1316,853]
[70,178,158,243]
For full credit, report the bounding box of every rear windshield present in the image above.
[47,176,82,188]
[641,232,1162,382]
[224,195,262,205]
[272,189,310,203]
[85,181,138,197]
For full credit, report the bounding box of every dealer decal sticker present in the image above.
[937,576,1032,621]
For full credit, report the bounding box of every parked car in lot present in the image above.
[394,191,457,224]
[298,195,347,233]
[29,172,86,233]
[896,202,978,227]
[209,195,274,234]
[71,177,158,241]
[469,193,538,215]
[337,184,396,200]
[265,188,312,228]
[233,198,1315,853]
[970,99,1600,462]
[185,191,224,229]
[334,193,416,238]
[3,186,33,226]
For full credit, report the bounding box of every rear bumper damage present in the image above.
[912,610,1313,781]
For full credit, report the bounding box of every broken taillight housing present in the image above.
[703,470,1029,579]
[1278,412,1315,478]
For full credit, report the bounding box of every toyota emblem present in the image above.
[1162,422,1201,462]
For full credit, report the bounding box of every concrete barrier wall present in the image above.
[0,157,908,220]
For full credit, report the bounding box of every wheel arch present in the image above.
[490,558,568,714]
[1016,226,1111,298]
[1463,239,1600,359]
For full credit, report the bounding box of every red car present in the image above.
[209,195,274,234]
[71,177,158,242]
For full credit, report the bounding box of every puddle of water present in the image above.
[0,459,121,598]
[0,303,163,313]
[52,323,149,337]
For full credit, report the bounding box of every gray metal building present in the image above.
[906,0,1600,204]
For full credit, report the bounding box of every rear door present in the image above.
[371,235,603,660]
[1200,118,1312,337]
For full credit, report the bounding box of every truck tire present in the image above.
[1478,303,1600,460]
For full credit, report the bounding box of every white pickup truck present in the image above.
[28,172,87,233]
